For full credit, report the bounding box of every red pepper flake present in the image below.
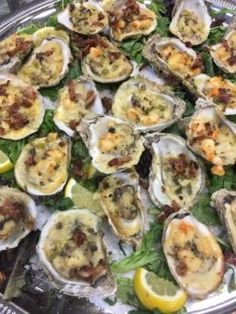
[108,156,132,167]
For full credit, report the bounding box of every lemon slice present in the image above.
[33,27,70,46]
[65,178,104,216]
[133,268,187,313]
[0,150,13,174]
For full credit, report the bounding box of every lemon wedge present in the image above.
[65,178,104,216]
[0,150,13,174]
[33,27,70,46]
[133,268,187,313]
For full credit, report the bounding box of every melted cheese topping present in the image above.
[18,41,64,86]
[43,211,107,282]
[113,78,173,126]
[159,45,201,78]
[203,76,236,110]
[0,79,42,139]
[70,3,108,34]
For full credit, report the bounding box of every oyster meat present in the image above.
[0,33,33,73]
[186,99,236,176]
[211,189,236,254]
[109,0,157,42]
[0,186,37,251]
[98,172,144,244]
[54,77,104,137]
[57,0,108,35]
[15,133,71,195]
[163,210,224,299]
[18,37,72,88]
[81,35,133,83]
[77,115,144,174]
[194,74,236,115]
[147,133,205,210]
[37,208,116,297]
[169,0,211,46]
[143,36,203,88]
[112,76,186,132]
[0,73,45,140]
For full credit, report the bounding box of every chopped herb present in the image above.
[42,195,74,211]
[210,8,236,17]
[205,26,226,46]
[208,166,236,194]
[104,297,117,305]
[117,277,140,308]
[17,23,40,35]
[201,51,215,77]
[154,17,170,37]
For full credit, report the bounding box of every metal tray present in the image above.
[0,1,236,313]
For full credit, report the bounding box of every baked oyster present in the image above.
[186,99,236,176]
[146,133,205,210]
[169,0,211,46]
[81,35,133,83]
[77,115,144,174]
[97,172,144,244]
[109,0,157,42]
[15,133,71,196]
[18,37,72,88]
[211,189,236,254]
[37,208,116,297]
[0,33,33,73]
[0,73,44,140]
[112,76,186,133]
[194,74,236,115]
[57,0,108,35]
[143,35,203,89]
[54,77,104,137]
[0,186,37,251]
[163,210,224,299]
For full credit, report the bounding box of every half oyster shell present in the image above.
[169,0,211,46]
[18,37,72,88]
[15,133,71,196]
[37,208,116,297]
[109,0,157,42]
[0,73,44,140]
[0,33,33,73]
[0,186,37,251]
[146,133,205,210]
[77,115,144,174]
[163,210,224,299]
[97,171,144,245]
[54,77,104,137]
[186,99,236,176]
[57,0,108,35]
[112,76,186,133]
[211,189,236,254]
[81,36,133,83]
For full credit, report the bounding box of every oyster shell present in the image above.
[77,115,144,174]
[163,210,224,299]
[0,186,37,251]
[0,33,33,73]
[81,36,133,83]
[209,15,236,74]
[211,189,236,254]
[37,208,116,297]
[143,35,203,89]
[54,77,104,137]
[194,74,236,115]
[146,133,205,210]
[18,37,72,88]
[112,76,186,133]
[97,171,144,244]
[186,99,236,176]
[0,73,45,140]
[32,26,70,46]
[57,0,108,35]
[109,0,157,42]
[15,133,71,196]
[169,0,211,46]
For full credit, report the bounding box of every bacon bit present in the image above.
[98,12,105,21]
[25,148,36,167]
[8,113,28,130]
[101,97,112,113]
[69,119,79,130]
[216,88,230,104]
[35,50,53,62]
[21,86,37,100]
[0,81,10,96]
[191,55,203,72]
[67,80,78,102]
[78,261,106,282]
[224,252,236,266]
[72,34,108,57]
[72,228,87,246]
[0,199,24,220]
[157,205,175,223]
[176,261,188,277]
[21,98,32,108]
[72,159,84,178]
[228,55,236,66]
[59,140,66,147]
[168,154,199,179]
[171,200,180,211]
[179,221,191,234]
[15,37,32,52]
[108,51,121,63]
[222,39,230,51]
[0,127,5,135]
[86,90,96,107]
[6,101,21,115]
[108,156,132,167]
